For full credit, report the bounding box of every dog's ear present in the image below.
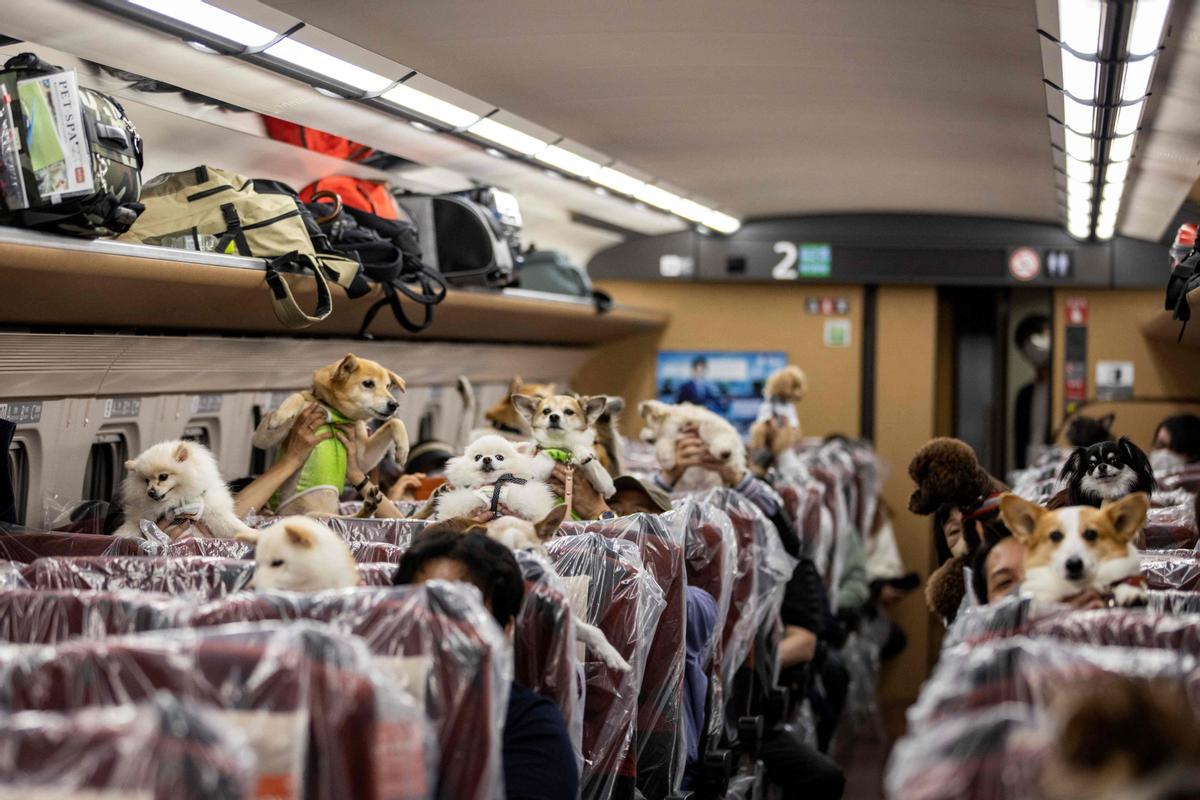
[236,529,260,544]
[535,505,569,540]
[1098,413,1115,431]
[510,394,539,423]
[638,399,666,424]
[284,523,316,549]
[124,459,137,471]
[604,396,625,416]
[387,370,406,393]
[582,395,608,425]
[1118,436,1156,481]
[334,354,358,382]
[1104,492,1149,543]
[508,376,524,395]
[173,443,190,463]
[1059,448,1086,483]
[999,493,1045,544]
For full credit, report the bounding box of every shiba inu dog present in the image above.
[435,435,556,522]
[251,354,409,515]
[512,393,617,499]
[471,376,558,441]
[638,400,746,491]
[455,507,630,673]
[999,492,1149,606]
[238,516,360,591]
[115,440,249,540]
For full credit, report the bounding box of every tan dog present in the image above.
[239,516,360,591]
[998,492,1148,606]
[477,376,558,440]
[513,393,617,499]
[251,354,409,515]
[749,365,807,465]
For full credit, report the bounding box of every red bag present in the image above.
[301,176,401,220]
[261,116,377,163]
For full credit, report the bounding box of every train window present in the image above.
[182,425,211,449]
[6,440,28,526]
[82,432,128,504]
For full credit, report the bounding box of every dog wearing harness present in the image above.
[512,393,618,504]
[435,434,556,522]
[251,354,409,515]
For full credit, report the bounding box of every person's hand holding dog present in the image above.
[661,424,746,488]
[336,423,371,490]
[388,473,425,502]
[280,404,334,470]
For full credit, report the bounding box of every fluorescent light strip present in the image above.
[635,184,682,211]
[1061,50,1099,101]
[1063,95,1096,135]
[702,210,741,234]
[1107,133,1135,162]
[1112,99,1144,136]
[380,84,480,128]
[1057,0,1104,55]
[128,0,276,47]
[467,118,547,156]
[1065,154,1094,182]
[593,167,645,196]
[1063,128,1094,161]
[673,198,710,223]
[1104,160,1130,184]
[1120,56,1156,101]
[1095,220,1115,239]
[264,38,392,93]
[535,146,603,178]
[1068,217,1092,239]
[1127,0,1171,57]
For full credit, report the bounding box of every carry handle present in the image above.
[309,190,343,225]
[263,252,333,328]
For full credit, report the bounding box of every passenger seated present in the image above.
[682,586,718,767]
[393,528,579,800]
[969,532,1103,608]
[545,469,672,518]
[1152,413,1200,470]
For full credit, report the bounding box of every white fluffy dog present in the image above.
[115,440,249,540]
[638,400,746,491]
[238,516,360,591]
[436,435,556,522]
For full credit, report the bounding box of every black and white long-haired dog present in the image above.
[1059,437,1156,507]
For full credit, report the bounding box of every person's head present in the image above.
[608,475,673,516]
[971,534,1025,604]
[1015,314,1052,368]
[394,525,525,630]
[691,356,708,377]
[1153,414,1200,465]
[935,504,966,557]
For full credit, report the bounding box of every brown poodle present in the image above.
[907,437,999,516]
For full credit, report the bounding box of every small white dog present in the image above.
[511,394,616,499]
[115,440,249,540]
[436,435,556,522]
[479,508,631,673]
[638,400,746,491]
[238,516,360,591]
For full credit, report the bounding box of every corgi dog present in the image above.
[512,393,617,499]
[473,507,631,673]
[251,354,409,515]
[435,435,556,522]
[638,400,746,491]
[238,516,360,591]
[115,440,249,540]
[999,492,1149,606]
[1058,437,1156,508]
[468,376,558,442]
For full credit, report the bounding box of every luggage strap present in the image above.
[263,251,333,328]
[357,263,447,337]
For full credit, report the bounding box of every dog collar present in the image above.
[965,492,1004,521]
[537,446,575,465]
[487,473,527,517]
[160,497,204,523]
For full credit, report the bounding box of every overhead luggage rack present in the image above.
[0,227,667,344]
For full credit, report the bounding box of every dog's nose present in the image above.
[718,450,732,460]
[1065,557,1084,578]
[386,400,399,413]
[549,413,560,423]
[147,489,161,501]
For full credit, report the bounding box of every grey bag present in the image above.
[518,249,612,311]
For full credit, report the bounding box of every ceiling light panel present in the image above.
[467,118,548,156]
[1057,0,1104,55]
[263,38,393,93]
[1127,0,1171,57]
[535,146,602,178]
[380,83,480,128]
[592,167,646,196]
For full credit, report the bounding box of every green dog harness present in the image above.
[271,405,352,511]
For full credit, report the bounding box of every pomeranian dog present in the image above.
[445,507,630,673]
[1059,437,1156,508]
[638,400,746,491]
[749,365,807,468]
[238,516,360,591]
[512,393,617,499]
[115,440,249,540]
[251,354,409,515]
[435,435,556,522]
[999,492,1148,606]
